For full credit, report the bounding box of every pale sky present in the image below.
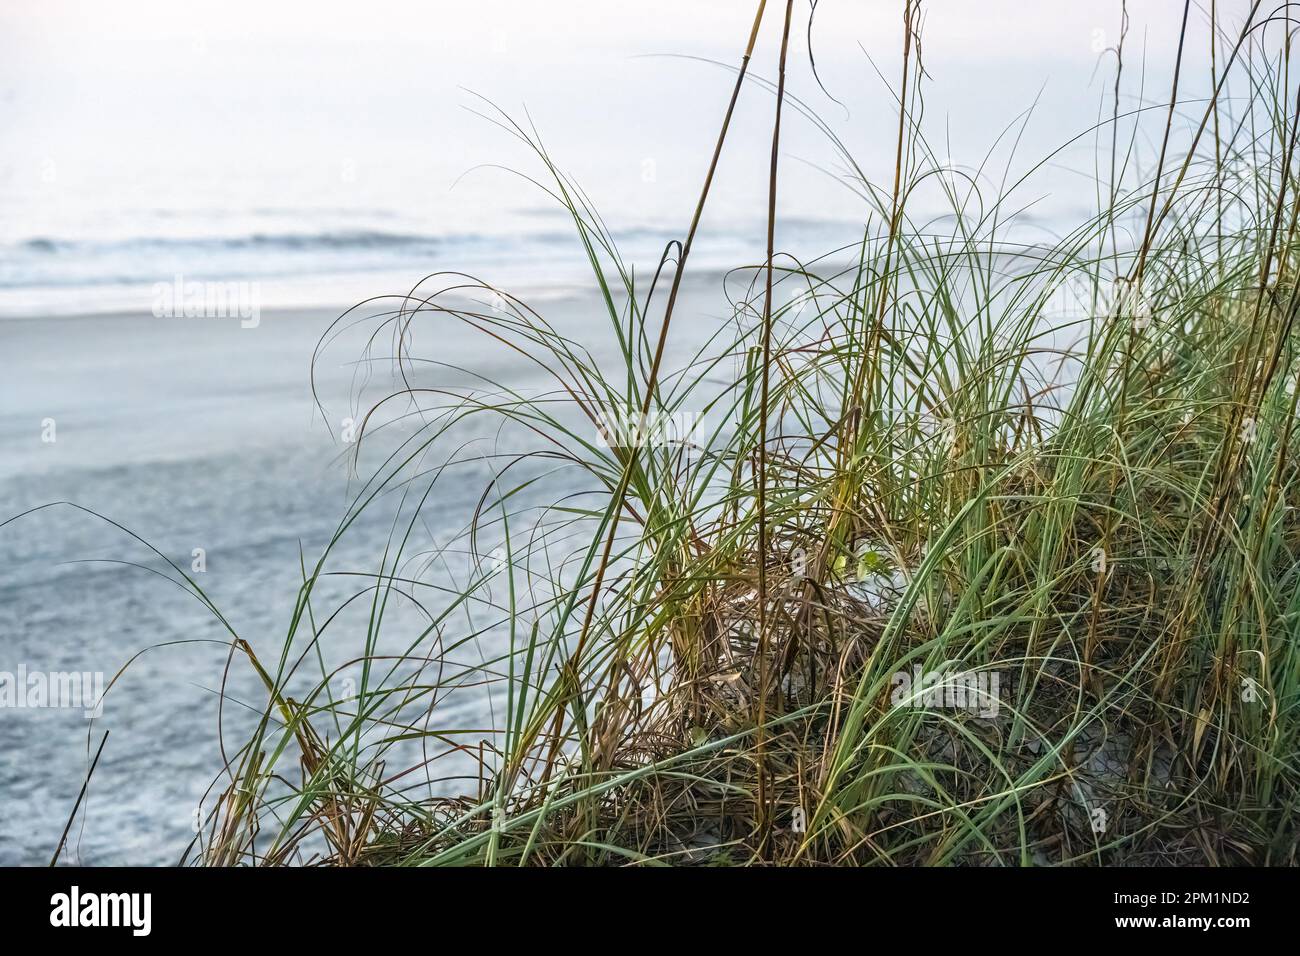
[0,2,1237,248]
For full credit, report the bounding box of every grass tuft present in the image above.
[185,1,1300,866]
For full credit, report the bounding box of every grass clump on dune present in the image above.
[197,1,1300,865]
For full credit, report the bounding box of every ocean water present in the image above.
[0,216,855,318]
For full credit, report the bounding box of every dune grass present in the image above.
[186,1,1300,865]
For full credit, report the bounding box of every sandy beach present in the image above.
[0,273,738,863]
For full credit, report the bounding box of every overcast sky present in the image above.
[0,1,1237,246]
